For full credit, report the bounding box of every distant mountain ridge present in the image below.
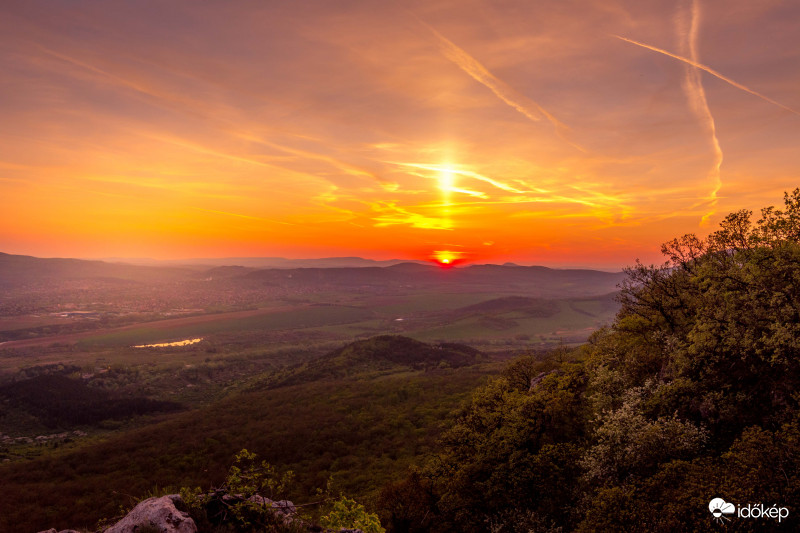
[0,252,191,286]
[240,263,624,298]
[101,255,430,269]
[0,251,625,298]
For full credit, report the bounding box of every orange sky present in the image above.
[1,0,799,269]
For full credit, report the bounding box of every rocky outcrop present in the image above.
[39,494,365,533]
[102,494,196,533]
[529,369,562,391]
[246,495,297,520]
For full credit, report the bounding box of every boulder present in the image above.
[247,495,297,517]
[103,494,197,533]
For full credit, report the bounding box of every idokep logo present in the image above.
[709,497,790,525]
[709,498,735,524]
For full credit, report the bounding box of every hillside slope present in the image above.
[0,337,497,532]
[264,335,485,388]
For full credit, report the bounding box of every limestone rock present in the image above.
[103,494,197,533]
[247,495,297,517]
[529,369,562,391]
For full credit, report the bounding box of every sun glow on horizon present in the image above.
[432,249,463,268]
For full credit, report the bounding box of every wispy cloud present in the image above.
[39,46,157,98]
[145,134,273,169]
[235,132,399,191]
[81,174,250,200]
[370,202,453,230]
[423,23,586,152]
[391,162,524,194]
[445,186,488,199]
[190,206,294,225]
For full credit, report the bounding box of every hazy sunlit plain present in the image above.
[1,0,798,268]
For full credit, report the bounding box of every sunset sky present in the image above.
[1,0,799,268]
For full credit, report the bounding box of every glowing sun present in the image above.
[433,250,462,268]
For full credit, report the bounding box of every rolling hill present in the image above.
[264,335,486,388]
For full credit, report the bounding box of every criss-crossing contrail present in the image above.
[679,0,722,225]
[614,34,800,116]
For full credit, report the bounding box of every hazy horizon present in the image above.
[0,249,628,271]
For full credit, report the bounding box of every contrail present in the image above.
[678,0,722,225]
[614,34,800,116]
[425,23,586,152]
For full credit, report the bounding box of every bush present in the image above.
[320,496,385,533]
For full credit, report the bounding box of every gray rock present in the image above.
[273,499,297,516]
[247,495,297,517]
[529,369,562,391]
[103,494,197,533]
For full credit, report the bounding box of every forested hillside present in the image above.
[379,190,800,532]
[0,339,496,532]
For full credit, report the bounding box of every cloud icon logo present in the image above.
[709,498,736,523]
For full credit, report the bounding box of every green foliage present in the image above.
[180,449,299,532]
[418,357,589,530]
[603,189,800,445]
[225,449,295,500]
[580,382,708,487]
[178,450,385,532]
[321,496,385,533]
[377,471,437,533]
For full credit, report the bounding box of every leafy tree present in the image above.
[580,382,708,488]
[606,189,800,445]
[378,471,438,533]
[181,449,298,531]
[415,358,590,531]
[320,496,385,533]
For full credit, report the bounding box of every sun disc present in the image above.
[432,249,462,268]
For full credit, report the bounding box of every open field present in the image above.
[409,297,616,345]
[75,305,374,349]
[0,289,619,378]
[0,304,323,350]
